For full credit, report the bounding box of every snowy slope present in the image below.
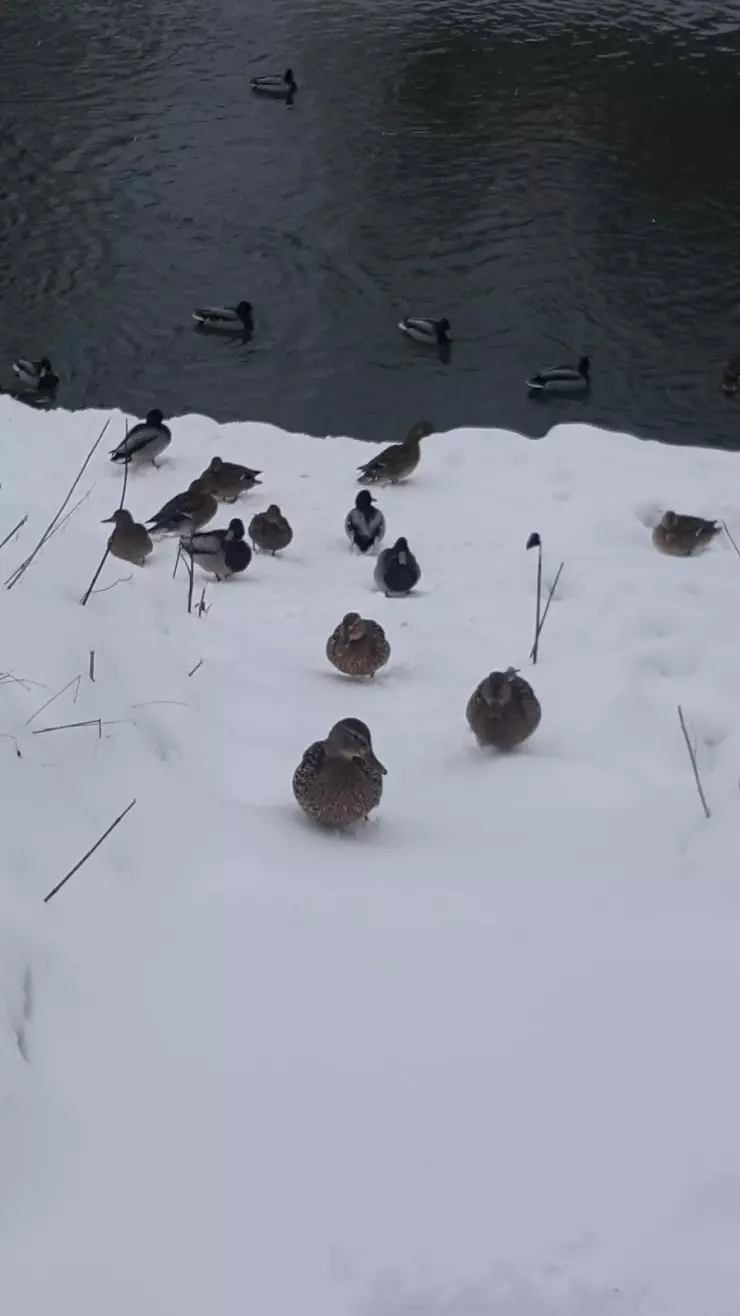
[1,397,740,1316]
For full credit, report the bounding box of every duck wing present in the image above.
[528,363,581,386]
[357,444,402,482]
[12,358,37,381]
[110,421,159,460]
[193,306,238,324]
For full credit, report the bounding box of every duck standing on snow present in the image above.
[652,510,721,557]
[110,410,171,466]
[326,613,391,678]
[345,490,386,553]
[466,668,542,750]
[147,478,218,535]
[398,317,451,347]
[179,518,252,580]
[250,68,297,99]
[12,356,59,393]
[198,455,262,502]
[374,536,420,597]
[249,504,293,554]
[192,302,254,333]
[101,509,153,567]
[527,356,590,394]
[293,717,386,828]
[357,420,433,485]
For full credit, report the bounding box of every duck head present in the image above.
[355,490,376,511]
[146,408,165,427]
[102,509,135,527]
[326,718,386,774]
[481,668,519,707]
[436,319,451,344]
[578,356,590,378]
[208,456,224,473]
[266,504,283,521]
[227,518,245,540]
[661,510,678,529]
[284,68,296,87]
[39,357,53,376]
[235,301,253,323]
[340,612,367,642]
[392,535,409,564]
[406,420,434,444]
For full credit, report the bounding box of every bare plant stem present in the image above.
[43,799,137,904]
[722,520,740,562]
[186,552,195,614]
[677,705,711,820]
[188,659,203,678]
[6,417,111,590]
[198,586,207,617]
[532,542,543,664]
[81,440,129,607]
[33,718,102,738]
[27,675,81,726]
[89,650,96,682]
[172,542,182,580]
[529,562,565,661]
[0,515,28,552]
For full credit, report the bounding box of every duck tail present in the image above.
[527,375,545,390]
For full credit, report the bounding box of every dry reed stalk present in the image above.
[0,515,28,552]
[43,798,137,904]
[677,705,711,820]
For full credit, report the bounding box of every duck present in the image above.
[248,504,293,554]
[652,510,721,557]
[398,317,451,347]
[101,509,153,567]
[357,420,433,485]
[326,613,391,678]
[12,357,59,392]
[292,717,386,828]
[147,478,218,535]
[374,536,420,596]
[198,455,262,501]
[466,668,542,750]
[250,68,297,98]
[527,356,590,394]
[721,354,740,395]
[345,489,386,553]
[110,409,171,466]
[179,517,251,580]
[192,301,254,332]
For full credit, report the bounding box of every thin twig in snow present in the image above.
[188,659,203,678]
[6,417,111,590]
[90,573,132,595]
[529,562,565,661]
[80,438,129,607]
[0,733,22,758]
[89,650,96,683]
[197,586,208,617]
[0,515,28,552]
[186,551,195,614]
[32,718,102,738]
[677,704,711,820]
[130,700,187,710]
[26,675,82,726]
[43,799,137,904]
[172,542,182,579]
[722,520,740,562]
[526,533,543,664]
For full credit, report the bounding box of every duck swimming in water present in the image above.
[12,357,59,392]
[527,356,590,394]
[398,317,451,347]
[179,518,252,580]
[110,410,172,466]
[345,490,386,553]
[192,301,254,332]
[250,68,297,98]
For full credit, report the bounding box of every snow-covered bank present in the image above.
[1,398,740,1315]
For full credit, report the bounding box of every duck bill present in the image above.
[370,753,387,775]
[101,516,116,524]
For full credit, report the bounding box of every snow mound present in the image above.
[0,398,739,1315]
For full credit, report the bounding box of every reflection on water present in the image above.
[1,0,740,445]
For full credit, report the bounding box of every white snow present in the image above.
[1,397,740,1315]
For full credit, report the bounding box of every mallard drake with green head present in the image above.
[101,509,153,567]
[293,717,386,828]
[179,517,251,580]
[110,410,171,466]
[527,356,590,394]
[199,455,262,501]
[250,69,297,98]
[326,613,390,678]
[147,478,218,535]
[466,668,541,750]
[249,504,293,554]
[12,356,59,392]
[374,537,420,596]
[398,317,451,347]
[192,301,253,332]
[652,510,721,557]
[357,421,433,485]
[345,490,386,553]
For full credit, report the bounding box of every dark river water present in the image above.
[2,0,740,446]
